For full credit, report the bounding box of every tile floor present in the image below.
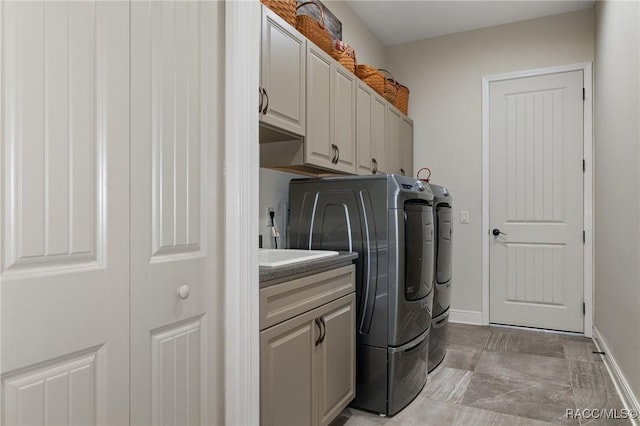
[332,323,631,426]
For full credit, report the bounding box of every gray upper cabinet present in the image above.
[305,44,334,170]
[260,7,306,136]
[387,106,402,175]
[356,82,387,175]
[333,66,357,173]
[305,44,356,174]
[401,116,414,178]
[259,5,411,175]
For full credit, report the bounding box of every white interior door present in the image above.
[1,2,130,424]
[130,1,219,425]
[489,70,584,332]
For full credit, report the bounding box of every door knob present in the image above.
[492,228,507,236]
[178,285,190,300]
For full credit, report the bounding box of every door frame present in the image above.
[481,62,593,337]
[224,0,261,425]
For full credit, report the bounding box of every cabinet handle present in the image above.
[335,144,340,164]
[331,144,338,164]
[314,318,323,346]
[258,87,264,113]
[262,88,269,114]
[400,168,405,176]
[371,158,378,174]
[318,317,326,345]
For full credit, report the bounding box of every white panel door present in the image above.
[489,70,584,332]
[1,2,129,425]
[131,1,219,425]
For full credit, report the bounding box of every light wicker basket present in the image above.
[261,0,297,27]
[296,2,332,55]
[379,69,399,104]
[395,84,410,115]
[330,40,356,73]
[356,64,385,94]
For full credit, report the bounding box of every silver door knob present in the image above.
[178,285,190,300]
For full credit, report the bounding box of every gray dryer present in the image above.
[428,184,453,372]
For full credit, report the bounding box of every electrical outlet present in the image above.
[460,210,470,223]
[266,207,275,227]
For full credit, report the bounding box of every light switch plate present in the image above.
[460,210,470,223]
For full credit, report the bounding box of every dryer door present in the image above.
[404,202,434,301]
[387,200,434,347]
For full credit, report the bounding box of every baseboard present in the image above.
[448,309,484,325]
[592,326,640,426]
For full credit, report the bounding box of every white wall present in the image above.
[594,0,640,403]
[324,0,386,68]
[259,168,306,248]
[386,9,594,314]
[259,0,387,246]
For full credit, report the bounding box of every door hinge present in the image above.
[583,88,585,101]
[583,230,586,243]
[583,159,585,172]
[583,302,586,315]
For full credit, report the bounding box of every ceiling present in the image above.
[345,1,595,46]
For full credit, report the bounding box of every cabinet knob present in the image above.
[178,285,191,300]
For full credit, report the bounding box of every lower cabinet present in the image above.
[260,265,356,426]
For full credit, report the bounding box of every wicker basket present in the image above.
[261,0,297,27]
[395,84,410,115]
[296,2,332,55]
[379,69,399,104]
[331,40,356,73]
[356,64,385,95]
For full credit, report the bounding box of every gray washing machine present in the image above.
[428,184,452,372]
[288,174,434,416]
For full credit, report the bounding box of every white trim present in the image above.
[449,309,484,326]
[593,327,640,426]
[481,62,594,336]
[224,1,261,426]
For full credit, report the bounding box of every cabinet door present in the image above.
[260,6,306,136]
[261,310,320,426]
[317,294,356,426]
[356,83,373,175]
[356,84,387,175]
[371,94,388,174]
[333,66,357,174]
[387,106,402,175]
[305,44,334,170]
[401,117,414,177]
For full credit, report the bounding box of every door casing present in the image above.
[481,62,593,337]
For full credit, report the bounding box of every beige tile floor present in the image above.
[332,323,632,426]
